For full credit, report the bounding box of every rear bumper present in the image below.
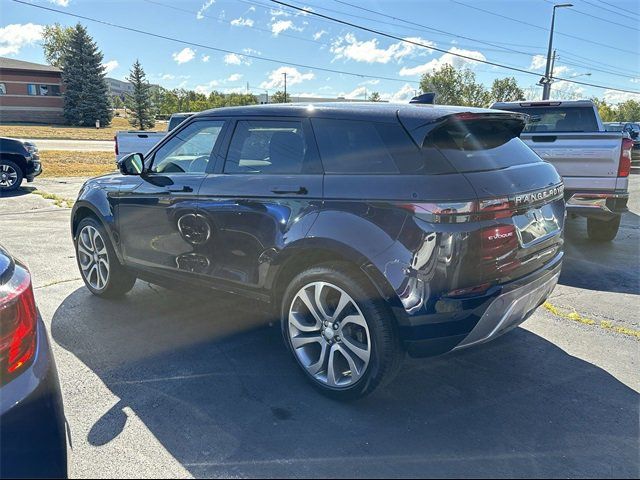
[565,191,628,219]
[0,319,67,479]
[405,255,562,358]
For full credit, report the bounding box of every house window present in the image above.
[39,85,49,96]
[27,84,37,95]
[0,83,6,95]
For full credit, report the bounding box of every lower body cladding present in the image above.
[0,320,67,479]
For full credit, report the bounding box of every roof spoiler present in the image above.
[409,92,436,104]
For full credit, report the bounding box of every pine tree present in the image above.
[61,24,112,126]
[125,60,156,130]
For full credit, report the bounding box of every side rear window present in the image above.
[312,118,426,174]
[426,117,542,173]
[224,120,314,174]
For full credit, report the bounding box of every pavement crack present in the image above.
[35,277,82,290]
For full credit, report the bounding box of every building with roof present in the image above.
[0,57,65,124]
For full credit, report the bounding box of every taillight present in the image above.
[114,135,118,156]
[618,138,633,177]
[0,265,37,386]
[400,197,517,223]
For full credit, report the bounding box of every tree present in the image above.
[419,65,489,107]
[591,97,616,123]
[615,99,640,122]
[61,24,112,126]
[125,60,155,130]
[368,91,382,102]
[42,23,74,68]
[271,90,290,103]
[489,77,525,103]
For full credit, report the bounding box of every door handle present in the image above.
[270,186,308,195]
[165,185,194,193]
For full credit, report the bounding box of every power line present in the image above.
[542,0,639,30]
[557,49,640,76]
[9,0,419,86]
[581,0,639,19]
[596,0,640,18]
[272,0,640,94]
[450,0,638,55]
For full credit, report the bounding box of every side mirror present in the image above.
[118,153,145,175]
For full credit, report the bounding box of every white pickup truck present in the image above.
[114,112,195,161]
[491,100,633,241]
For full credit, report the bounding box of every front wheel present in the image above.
[587,215,621,242]
[282,264,404,400]
[75,217,136,298]
[0,160,23,192]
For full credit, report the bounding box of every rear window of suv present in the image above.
[312,118,426,174]
[502,106,599,133]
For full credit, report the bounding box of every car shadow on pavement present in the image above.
[559,211,639,295]
[0,186,36,199]
[51,283,639,478]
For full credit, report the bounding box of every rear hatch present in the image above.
[401,110,565,286]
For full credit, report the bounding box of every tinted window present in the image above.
[151,121,224,174]
[168,115,191,131]
[224,120,309,174]
[313,119,425,174]
[426,117,541,173]
[504,106,598,132]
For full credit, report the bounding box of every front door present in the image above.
[117,119,226,275]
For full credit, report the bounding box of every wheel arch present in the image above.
[71,201,124,264]
[0,153,28,175]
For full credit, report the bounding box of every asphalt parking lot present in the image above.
[0,177,638,478]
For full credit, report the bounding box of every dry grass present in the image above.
[0,116,166,141]
[39,150,117,177]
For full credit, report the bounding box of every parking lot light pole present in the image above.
[543,3,572,100]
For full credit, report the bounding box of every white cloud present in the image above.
[172,47,196,64]
[603,89,640,104]
[548,80,585,100]
[399,47,486,76]
[0,23,43,56]
[227,73,243,82]
[102,60,118,74]
[231,17,255,27]
[343,86,367,99]
[270,9,290,17]
[201,54,210,63]
[243,47,261,55]
[195,80,220,94]
[224,53,251,66]
[553,65,571,76]
[197,0,215,20]
[380,83,417,103]
[313,30,327,41]
[271,20,303,36]
[630,78,640,84]
[260,66,314,89]
[47,0,69,5]
[529,54,547,71]
[331,33,434,64]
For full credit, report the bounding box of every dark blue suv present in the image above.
[71,103,565,399]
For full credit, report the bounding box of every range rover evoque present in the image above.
[71,103,565,399]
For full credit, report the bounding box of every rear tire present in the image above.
[587,215,621,242]
[281,263,404,400]
[0,160,23,192]
[75,217,136,298]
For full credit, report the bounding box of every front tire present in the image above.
[282,264,404,400]
[75,217,136,298]
[587,215,621,242]
[0,160,23,192]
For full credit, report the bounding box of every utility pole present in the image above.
[283,72,287,103]
[542,3,572,100]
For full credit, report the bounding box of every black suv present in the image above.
[71,103,565,399]
[0,137,42,192]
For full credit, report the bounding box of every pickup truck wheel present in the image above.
[282,264,404,400]
[587,215,621,242]
[0,160,23,192]
[75,217,136,298]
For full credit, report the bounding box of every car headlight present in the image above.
[24,144,38,155]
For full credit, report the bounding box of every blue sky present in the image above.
[1,0,639,103]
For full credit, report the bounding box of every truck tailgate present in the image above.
[521,132,623,178]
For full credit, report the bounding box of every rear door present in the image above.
[196,117,323,292]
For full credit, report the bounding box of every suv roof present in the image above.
[194,102,498,122]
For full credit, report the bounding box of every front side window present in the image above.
[313,118,424,174]
[224,120,309,174]
[150,121,225,174]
